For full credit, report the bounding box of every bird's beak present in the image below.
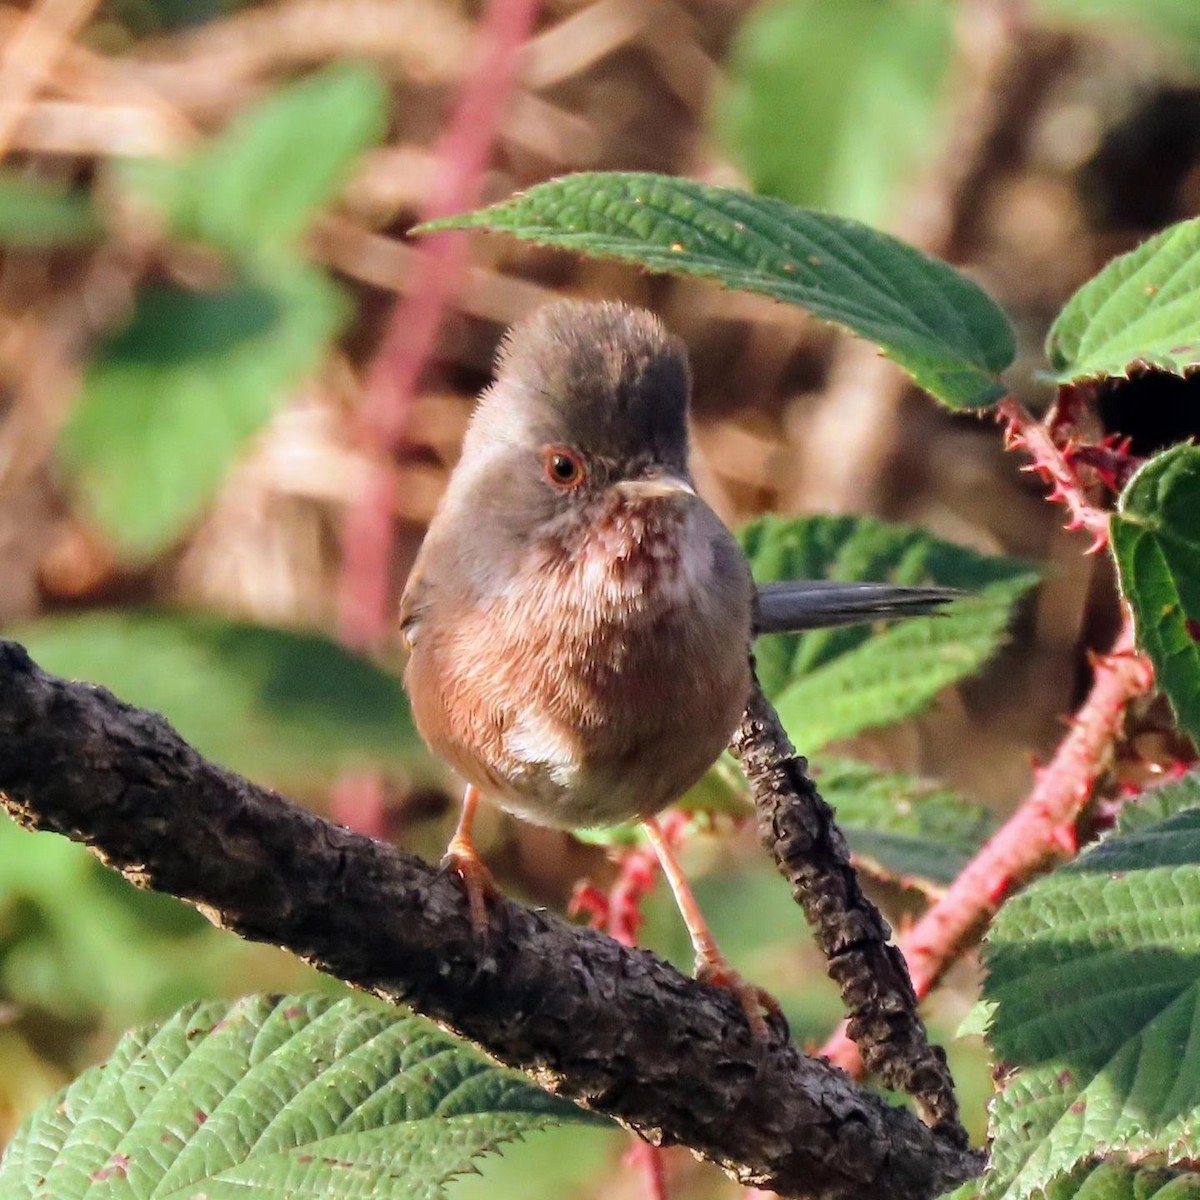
[613,474,696,502]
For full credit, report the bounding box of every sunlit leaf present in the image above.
[740,514,1038,749]
[423,171,1016,409]
[120,63,387,256]
[0,994,597,1200]
[983,809,1200,1199]
[60,267,347,559]
[1111,444,1200,745]
[1048,217,1200,384]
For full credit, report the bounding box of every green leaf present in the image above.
[1043,1162,1200,1200]
[1116,768,1200,836]
[0,818,235,1030]
[60,266,347,559]
[1110,444,1200,746]
[816,758,995,888]
[739,514,1038,749]
[982,809,1200,1199]
[0,993,596,1200]
[718,0,955,228]
[423,171,1016,410]
[0,173,101,246]
[120,63,387,257]
[12,609,431,792]
[1047,217,1200,384]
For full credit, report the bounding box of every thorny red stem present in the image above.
[337,0,540,650]
[997,395,1112,553]
[820,612,1153,1073]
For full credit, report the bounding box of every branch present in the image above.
[729,675,968,1149]
[0,640,980,1200]
[820,614,1153,1072]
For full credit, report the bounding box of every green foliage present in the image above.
[12,610,431,792]
[982,809,1200,1199]
[816,758,996,888]
[58,64,386,560]
[1047,217,1200,383]
[0,993,594,1200]
[424,171,1016,409]
[945,1164,1200,1200]
[740,513,1038,749]
[1111,444,1200,746]
[59,267,346,559]
[0,819,236,1030]
[0,174,101,247]
[119,63,387,259]
[718,0,954,227]
[1116,768,1200,835]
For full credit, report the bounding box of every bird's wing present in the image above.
[754,580,960,636]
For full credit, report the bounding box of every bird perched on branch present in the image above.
[400,300,955,1030]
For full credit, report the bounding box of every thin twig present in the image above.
[820,613,1153,1073]
[729,674,969,1149]
[0,640,981,1200]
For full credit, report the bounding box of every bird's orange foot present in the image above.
[440,839,501,936]
[696,955,782,1039]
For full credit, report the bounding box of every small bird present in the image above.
[401,300,954,1028]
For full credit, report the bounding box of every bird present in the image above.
[400,299,956,1030]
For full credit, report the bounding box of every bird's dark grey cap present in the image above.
[489,300,692,467]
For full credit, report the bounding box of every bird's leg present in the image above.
[441,785,500,935]
[642,818,780,1038]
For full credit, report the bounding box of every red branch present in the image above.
[331,0,539,834]
[337,0,540,650]
[997,396,1112,553]
[820,613,1153,1072]
[571,813,692,1200]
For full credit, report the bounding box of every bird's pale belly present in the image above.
[411,567,751,830]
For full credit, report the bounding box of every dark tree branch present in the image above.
[0,640,980,1199]
[730,672,967,1147]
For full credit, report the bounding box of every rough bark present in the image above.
[0,639,979,1199]
[730,673,967,1147]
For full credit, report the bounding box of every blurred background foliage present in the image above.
[0,0,1198,1195]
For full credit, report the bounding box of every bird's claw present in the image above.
[695,957,781,1039]
[440,840,501,936]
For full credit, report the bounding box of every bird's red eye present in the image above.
[542,446,586,491]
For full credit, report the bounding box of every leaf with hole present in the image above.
[739,514,1038,750]
[718,0,955,227]
[60,266,347,560]
[422,172,1015,409]
[119,62,387,256]
[1048,216,1200,383]
[1110,444,1200,746]
[12,609,433,793]
[982,809,1200,1199]
[0,993,598,1200]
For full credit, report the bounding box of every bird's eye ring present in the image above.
[542,446,587,491]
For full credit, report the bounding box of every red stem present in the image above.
[820,612,1153,1072]
[997,395,1111,553]
[337,0,540,650]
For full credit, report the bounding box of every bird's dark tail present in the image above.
[754,580,960,636]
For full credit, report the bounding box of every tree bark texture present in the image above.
[0,640,980,1200]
